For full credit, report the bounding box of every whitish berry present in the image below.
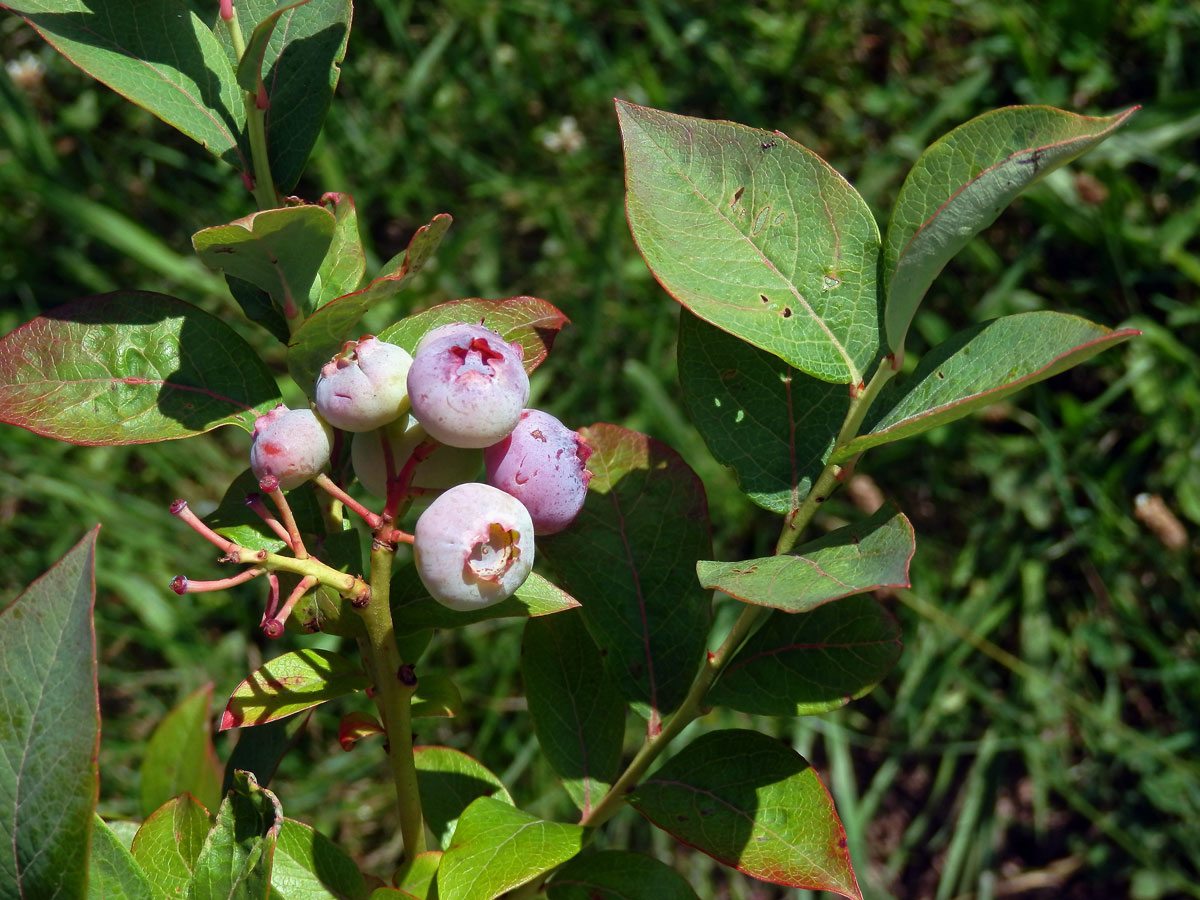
[413,482,535,610]
[250,404,333,490]
[406,322,529,448]
[315,336,413,432]
[351,415,482,498]
[484,409,592,535]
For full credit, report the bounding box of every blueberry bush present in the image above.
[0,3,1139,899]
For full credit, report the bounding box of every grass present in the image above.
[2,1,1199,897]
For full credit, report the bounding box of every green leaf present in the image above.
[522,611,626,816]
[697,505,915,613]
[9,0,247,172]
[217,0,351,192]
[439,798,585,900]
[269,818,367,900]
[288,214,452,391]
[227,276,291,344]
[314,193,368,309]
[883,105,1138,353]
[236,1,309,94]
[0,528,99,900]
[131,794,213,900]
[628,730,860,898]
[193,205,336,321]
[412,747,513,851]
[378,294,568,376]
[833,311,1141,462]
[617,100,882,385]
[410,672,462,719]
[391,568,579,634]
[708,596,902,717]
[223,711,313,795]
[0,292,282,443]
[540,424,712,721]
[547,850,700,900]
[678,311,849,514]
[187,771,283,900]
[368,891,420,900]
[140,683,222,818]
[89,816,154,900]
[391,852,442,900]
[220,649,367,730]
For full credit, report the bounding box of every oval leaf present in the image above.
[439,797,585,900]
[627,730,860,898]
[220,649,368,730]
[708,596,902,717]
[271,817,367,900]
[9,0,246,171]
[410,672,463,719]
[391,568,579,634]
[0,292,282,443]
[522,610,627,816]
[188,771,283,900]
[884,105,1138,353]
[617,100,882,385]
[392,851,442,900]
[289,213,453,391]
[413,747,514,851]
[834,311,1140,462]
[678,311,849,514]
[540,424,712,722]
[0,528,99,900]
[314,193,368,309]
[194,205,336,320]
[140,683,222,818]
[547,850,700,900]
[131,794,214,897]
[89,815,154,900]
[378,294,568,376]
[697,506,915,613]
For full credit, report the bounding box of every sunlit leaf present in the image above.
[220,649,367,730]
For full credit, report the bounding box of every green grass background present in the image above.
[2,2,1199,897]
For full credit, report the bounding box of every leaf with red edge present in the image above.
[379,296,569,376]
[0,292,282,444]
[0,528,100,899]
[220,649,367,730]
[628,729,860,898]
[338,711,384,751]
[708,596,902,717]
[540,424,712,724]
[287,213,453,391]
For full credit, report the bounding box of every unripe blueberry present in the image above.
[250,404,333,490]
[351,415,482,498]
[406,322,529,449]
[315,336,413,432]
[413,482,535,610]
[484,409,592,535]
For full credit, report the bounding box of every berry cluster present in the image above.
[248,324,591,613]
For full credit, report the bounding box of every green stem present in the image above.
[834,354,899,450]
[356,541,426,859]
[223,2,278,211]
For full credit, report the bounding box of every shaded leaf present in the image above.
[617,100,881,385]
[378,294,568,375]
[9,0,246,171]
[289,214,452,391]
[224,711,313,795]
[439,798,585,900]
[413,747,513,851]
[220,649,367,730]
[235,1,309,94]
[411,673,463,719]
[391,852,442,900]
[188,771,283,900]
[227,275,291,344]
[834,311,1140,461]
[391,568,579,634]
[678,311,848,514]
[522,610,626,816]
[270,818,367,900]
[0,292,281,443]
[193,205,335,321]
[88,815,154,900]
[884,105,1137,353]
[0,528,99,900]
[131,794,213,900]
[628,730,859,898]
[697,506,914,613]
[540,424,712,722]
[140,683,222,818]
[547,850,700,900]
[708,596,902,717]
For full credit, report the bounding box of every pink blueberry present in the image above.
[249,404,333,490]
[314,336,413,432]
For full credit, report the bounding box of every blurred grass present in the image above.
[3,1,1200,897]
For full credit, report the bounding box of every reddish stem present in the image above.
[244,493,295,549]
[260,476,309,558]
[170,567,265,594]
[170,499,238,554]
[314,473,382,529]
